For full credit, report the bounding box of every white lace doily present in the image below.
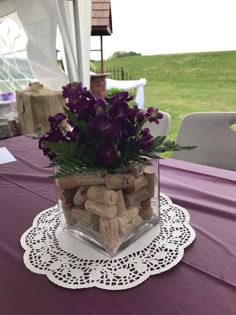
[20,193,195,290]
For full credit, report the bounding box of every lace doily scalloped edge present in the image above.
[20,193,196,290]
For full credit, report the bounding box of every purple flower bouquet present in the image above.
[39,83,194,257]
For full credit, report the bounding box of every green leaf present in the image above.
[78,120,87,130]
[152,135,166,148]
[50,159,84,178]
[64,107,87,130]
[64,107,79,126]
[43,141,78,157]
[153,140,197,154]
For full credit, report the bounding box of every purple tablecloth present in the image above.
[0,136,236,315]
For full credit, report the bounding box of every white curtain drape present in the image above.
[52,0,92,87]
[0,0,92,90]
[17,0,68,90]
[53,0,78,82]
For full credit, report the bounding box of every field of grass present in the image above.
[103,50,236,141]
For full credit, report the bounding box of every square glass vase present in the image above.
[56,160,160,257]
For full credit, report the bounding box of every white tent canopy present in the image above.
[0,0,146,108]
[0,0,91,90]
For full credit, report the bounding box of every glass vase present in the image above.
[56,160,160,257]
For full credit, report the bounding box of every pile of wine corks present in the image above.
[57,164,156,252]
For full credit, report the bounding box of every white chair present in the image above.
[142,110,171,137]
[172,112,236,171]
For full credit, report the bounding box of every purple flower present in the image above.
[48,113,66,130]
[39,82,165,169]
[136,111,145,123]
[87,120,97,137]
[98,143,116,165]
[63,82,96,122]
[94,98,107,118]
[39,129,66,160]
[145,107,163,124]
[109,101,129,119]
[108,92,133,119]
[62,82,83,98]
[97,117,122,141]
[110,91,129,101]
[127,106,139,123]
[139,138,154,150]
[127,124,136,136]
[139,127,154,150]
[142,128,150,136]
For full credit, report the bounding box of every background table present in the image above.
[1,136,236,315]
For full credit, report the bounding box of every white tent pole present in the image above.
[72,0,91,88]
[73,0,84,84]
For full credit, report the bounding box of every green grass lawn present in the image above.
[102,50,236,141]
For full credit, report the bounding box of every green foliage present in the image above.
[107,88,126,96]
[109,51,141,59]
[90,60,98,72]
[45,136,195,179]
[64,108,79,126]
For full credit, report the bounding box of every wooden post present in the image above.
[100,35,104,73]
[121,67,125,80]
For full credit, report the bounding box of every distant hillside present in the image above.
[102,50,236,140]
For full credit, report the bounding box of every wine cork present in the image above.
[125,175,148,193]
[119,215,143,235]
[87,185,118,206]
[74,173,105,186]
[140,198,154,220]
[57,175,80,190]
[143,166,155,197]
[116,190,127,216]
[124,188,152,207]
[104,190,119,206]
[118,206,139,228]
[63,209,71,218]
[65,215,77,226]
[140,198,151,209]
[105,174,135,190]
[59,189,77,203]
[100,217,120,251]
[58,173,105,190]
[85,200,117,219]
[73,187,87,207]
[79,185,89,193]
[72,207,98,229]
[61,201,73,212]
[126,164,143,177]
[91,215,100,232]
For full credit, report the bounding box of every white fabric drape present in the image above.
[53,0,78,82]
[51,0,92,88]
[0,0,92,90]
[106,78,147,108]
[16,0,68,90]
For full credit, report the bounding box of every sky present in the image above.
[90,0,236,60]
